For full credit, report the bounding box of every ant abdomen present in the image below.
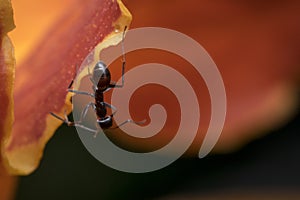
[97,116,113,130]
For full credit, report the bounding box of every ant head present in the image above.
[92,61,111,90]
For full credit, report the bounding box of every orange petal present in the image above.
[0,0,15,154]
[119,0,300,153]
[0,36,15,167]
[0,0,17,198]
[9,0,73,62]
[2,0,131,175]
[0,36,17,199]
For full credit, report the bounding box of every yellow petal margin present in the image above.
[2,0,131,175]
[0,0,15,166]
[0,0,15,153]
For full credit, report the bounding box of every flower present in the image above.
[0,0,131,176]
[1,0,300,198]
[2,0,300,181]
[120,0,300,153]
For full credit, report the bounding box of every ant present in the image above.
[50,26,145,136]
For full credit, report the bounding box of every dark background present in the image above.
[15,99,300,200]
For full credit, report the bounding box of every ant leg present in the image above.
[68,79,74,89]
[74,123,98,134]
[102,101,146,129]
[68,63,80,89]
[113,119,146,129]
[109,26,127,89]
[103,87,112,93]
[103,102,117,115]
[78,102,96,122]
[67,66,95,97]
[87,65,99,90]
[67,101,95,123]
[68,89,95,98]
[50,112,70,124]
[109,57,125,89]
[50,112,97,133]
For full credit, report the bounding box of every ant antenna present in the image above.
[121,26,127,63]
[68,64,79,89]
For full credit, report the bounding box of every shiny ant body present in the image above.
[51,27,144,135]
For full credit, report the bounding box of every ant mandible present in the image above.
[51,26,144,136]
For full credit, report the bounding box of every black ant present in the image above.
[50,26,145,136]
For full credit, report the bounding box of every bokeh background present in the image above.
[15,102,300,199]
